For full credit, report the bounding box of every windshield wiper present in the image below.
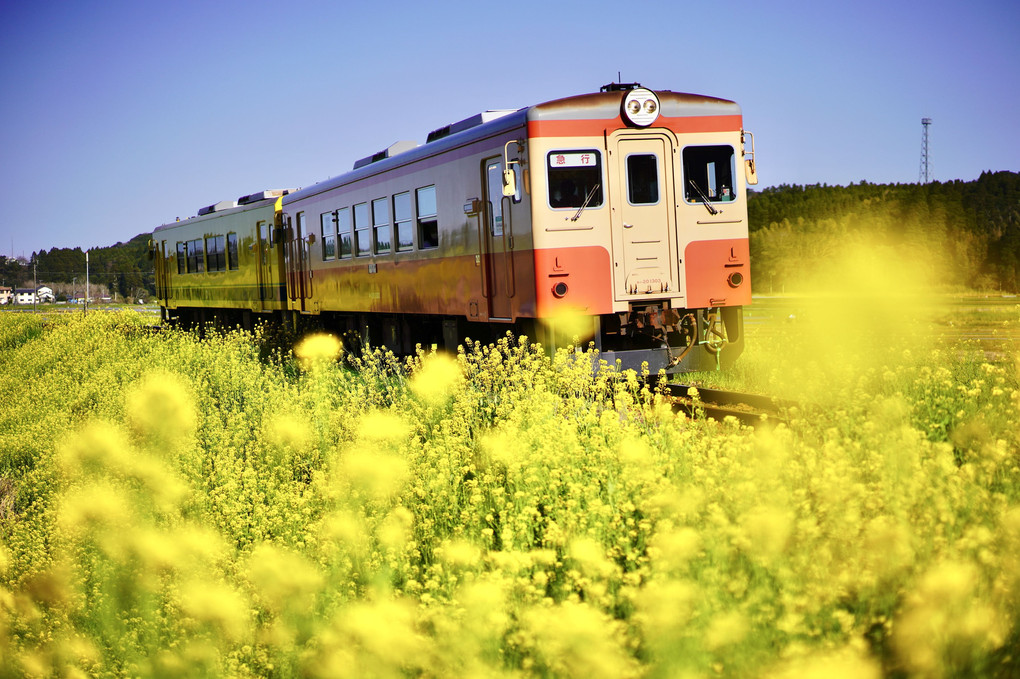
[571,184,601,222]
[688,180,720,215]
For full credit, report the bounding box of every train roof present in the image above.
[284,107,530,204]
[528,88,740,122]
[284,85,742,205]
[153,190,293,233]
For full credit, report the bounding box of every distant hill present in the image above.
[4,171,1019,300]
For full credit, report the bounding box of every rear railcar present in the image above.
[151,191,291,329]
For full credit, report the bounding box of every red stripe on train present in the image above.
[528,115,743,138]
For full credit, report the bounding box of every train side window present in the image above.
[682,145,736,203]
[177,242,187,274]
[547,150,602,209]
[320,211,337,261]
[393,192,413,252]
[373,197,391,254]
[337,207,353,258]
[206,235,226,272]
[258,221,270,249]
[416,185,438,249]
[227,233,238,270]
[186,238,205,273]
[627,154,659,205]
[354,202,371,256]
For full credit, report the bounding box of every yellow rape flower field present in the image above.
[0,299,1018,678]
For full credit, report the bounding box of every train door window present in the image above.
[206,235,226,272]
[176,242,187,274]
[227,233,239,270]
[486,161,504,236]
[682,145,736,203]
[416,185,438,249]
[320,211,337,261]
[259,221,270,248]
[337,207,353,258]
[372,198,391,254]
[393,192,413,252]
[186,238,205,273]
[547,150,602,209]
[626,154,660,205]
[353,203,371,257]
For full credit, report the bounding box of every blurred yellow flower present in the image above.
[57,480,131,535]
[410,352,463,404]
[525,600,637,679]
[538,305,596,346]
[245,543,324,613]
[705,610,749,650]
[765,644,881,679]
[178,579,251,642]
[124,371,197,449]
[295,333,342,369]
[341,447,410,502]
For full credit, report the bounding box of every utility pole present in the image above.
[919,117,932,184]
[85,250,90,316]
[33,260,37,313]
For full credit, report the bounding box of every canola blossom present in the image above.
[0,309,1018,677]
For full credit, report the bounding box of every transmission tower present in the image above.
[919,117,932,184]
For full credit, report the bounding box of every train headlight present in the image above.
[622,88,660,127]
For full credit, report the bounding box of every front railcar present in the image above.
[523,83,756,372]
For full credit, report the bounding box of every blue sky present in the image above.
[1,0,1017,258]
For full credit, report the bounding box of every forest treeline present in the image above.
[3,170,1018,299]
[748,170,1020,293]
[1,233,152,301]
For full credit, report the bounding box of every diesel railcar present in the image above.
[152,83,758,372]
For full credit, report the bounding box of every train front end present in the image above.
[524,84,756,372]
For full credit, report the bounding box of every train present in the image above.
[151,82,757,372]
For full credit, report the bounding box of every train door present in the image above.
[483,157,514,320]
[284,212,311,312]
[256,220,277,310]
[609,134,679,297]
[154,239,171,302]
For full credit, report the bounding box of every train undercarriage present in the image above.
[165,301,744,374]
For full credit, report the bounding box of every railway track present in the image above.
[655,381,794,426]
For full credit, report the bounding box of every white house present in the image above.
[11,287,54,305]
[0,287,11,305]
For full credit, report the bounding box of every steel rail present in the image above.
[656,381,794,426]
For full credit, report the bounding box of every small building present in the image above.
[14,289,36,305]
[0,287,11,305]
[36,286,54,303]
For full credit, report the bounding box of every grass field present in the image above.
[0,300,1018,678]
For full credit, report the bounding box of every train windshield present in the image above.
[683,145,736,203]
[547,150,603,209]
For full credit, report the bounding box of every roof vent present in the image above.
[237,189,295,205]
[353,140,418,170]
[426,109,517,143]
[197,199,237,216]
[601,82,643,92]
